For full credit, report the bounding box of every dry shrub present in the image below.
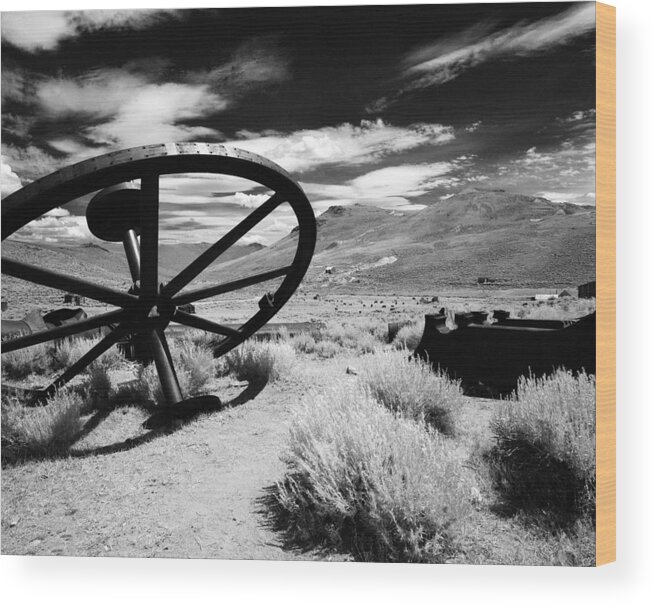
[222,340,296,384]
[51,337,123,374]
[1,389,83,462]
[392,321,424,351]
[485,369,596,526]
[274,383,472,562]
[135,338,216,403]
[290,332,316,354]
[317,320,383,353]
[1,342,52,380]
[172,338,216,395]
[313,340,340,359]
[358,350,463,435]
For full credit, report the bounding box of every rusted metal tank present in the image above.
[414,309,595,396]
[1,307,98,342]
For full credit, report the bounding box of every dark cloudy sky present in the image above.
[1,2,596,245]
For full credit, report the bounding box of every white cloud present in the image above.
[44,207,70,217]
[1,156,23,198]
[537,191,585,204]
[83,83,226,148]
[160,173,262,198]
[35,70,226,150]
[465,121,482,133]
[563,109,596,123]
[1,142,65,182]
[232,192,271,209]
[1,9,180,52]
[368,3,596,111]
[37,71,145,118]
[229,119,455,173]
[11,213,94,244]
[302,161,456,207]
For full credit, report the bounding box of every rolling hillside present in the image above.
[207,188,596,292]
[1,188,595,312]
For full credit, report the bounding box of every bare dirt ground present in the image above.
[1,356,359,560]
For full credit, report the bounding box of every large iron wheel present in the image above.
[1,142,316,409]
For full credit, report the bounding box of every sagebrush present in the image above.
[485,369,596,526]
[358,349,464,435]
[222,340,296,384]
[1,389,84,462]
[274,383,472,562]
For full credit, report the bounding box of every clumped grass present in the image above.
[274,384,472,562]
[290,332,316,354]
[222,340,296,384]
[392,320,423,351]
[316,320,383,354]
[49,336,124,375]
[172,338,216,395]
[2,336,125,387]
[85,360,113,408]
[136,337,217,403]
[312,340,340,359]
[358,350,464,435]
[1,342,52,380]
[1,389,84,462]
[50,337,92,372]
[485,369,596,526]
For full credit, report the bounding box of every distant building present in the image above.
[558,290,573,298]
[325,266,334,274]
[534,294,558,301]
[477,277,496,285]
[64,293,85,305]
[578,280,596,299]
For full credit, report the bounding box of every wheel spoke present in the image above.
[40,325,128,396]
[139,174,159,297]
[171,310,241,339]
[123,229,141,283]
[1,309,126,353]
[1,257,138,308]
[146,328,182,406]
[172,265,293,305]
[162,192,285,297]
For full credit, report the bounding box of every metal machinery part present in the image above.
[413,309,596,397]
[1,143,316,421]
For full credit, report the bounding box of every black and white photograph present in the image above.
[1,2,603,566]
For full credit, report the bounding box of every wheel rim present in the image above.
[2,142,317,404]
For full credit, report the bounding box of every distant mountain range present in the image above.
[1,188,595,310]
[212,188,596,292]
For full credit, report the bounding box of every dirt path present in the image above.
[1,360,353,560]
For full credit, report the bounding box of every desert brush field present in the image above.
[1,293,596,565]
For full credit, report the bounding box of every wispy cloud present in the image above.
[302,160,459,210]
[470,109,596,205]
[229,119,454,173]
[2,38,291,180]
[367,3,596,112]
[1,9,182,52]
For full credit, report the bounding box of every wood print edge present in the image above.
[595,1,616,567]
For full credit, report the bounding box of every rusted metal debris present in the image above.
[1,307,94,341]
[413,309,595,397]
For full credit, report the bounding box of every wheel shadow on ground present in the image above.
[1,380,267,466]
[72,380,268,458]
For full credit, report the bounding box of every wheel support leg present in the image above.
[123,227,183,408]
